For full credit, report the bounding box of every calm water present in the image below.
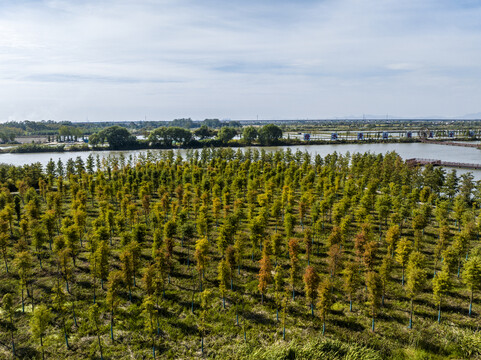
[0,142,480,180]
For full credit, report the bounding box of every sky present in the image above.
[1,0,481,121]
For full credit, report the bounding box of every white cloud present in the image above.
[0,0,480,121]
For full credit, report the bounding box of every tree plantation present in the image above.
[1,148,481,359]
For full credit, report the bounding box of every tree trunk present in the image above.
[469,289,473,316]
[10,317,15,356]
[3,252,8,273]
[111,306,115,341]
[72,301,77,327]
[40,334,45,360]
[64,324,69,349]
[98,332,104,360]
[438,301,442,323]
[409,298,413,329]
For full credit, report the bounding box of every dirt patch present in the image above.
[15,136,49,144]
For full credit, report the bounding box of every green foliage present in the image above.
[149,126,193,147]
[0,148,480,359]
[433,265,452,305]
[317,278,332,322]
[92,125,138,149]
[229,338,382,360]
[258,124,283,145]
[242,126,258,144]
[218,127,238,143]
[463,252,481,292]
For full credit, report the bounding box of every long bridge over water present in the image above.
[420,139,480,148]
[406,158,481,170]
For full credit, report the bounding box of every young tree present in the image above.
[271,232,282,266]
[216,223,231,257]
[366,271,381,332]
[218,258,230,308]
[273,265,284,322]
[303,266,320,316]
[258,250,273,304]
[2,293,16,356]
[88,303,104,360]
[434,225,451,275]
[42,210,56,250]
[395,238,412,286]
[432,265,452,323]
[199,289,212,355]
[195,237,209,290]
[385,224,400,257]
[142,264,156,297]
[462,253,481,316]
[153,249,169,302]
[327,226,343,248]
[327,244,343,278]
[288,238,300,300]
[284,212,296,238]
[0,232,9,273]
[120,249,134,301]
[30,304,51,360]
[14,250,32,312]
[406,251,426,329]
[225,245,236,290]
[31,225,47,268]
[304,229,313,265]
[127,241,141,286]
[51,280,71,349]
[106,270,123,341]
[363,241,378,272]
[94,241,110,290]
[141,295,157,359]
[343,261,360,311]
[379,255,392,306]
[317,278,332,335]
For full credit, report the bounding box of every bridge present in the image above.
[406,158,481,170]
[420,139,480,148]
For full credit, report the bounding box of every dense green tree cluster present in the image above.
[87,123,282,150]
[89,126,138,149]
[0,148,481,358]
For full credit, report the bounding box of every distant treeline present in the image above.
[0,118,240,139]
[2,119,481,150]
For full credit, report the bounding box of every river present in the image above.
[0,142,480,180]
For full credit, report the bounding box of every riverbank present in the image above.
[2,136,479,154]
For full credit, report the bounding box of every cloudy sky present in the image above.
[1,0,481,121]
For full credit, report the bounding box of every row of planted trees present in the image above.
[0,147,481,358]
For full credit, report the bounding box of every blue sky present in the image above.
[0,0,481,121]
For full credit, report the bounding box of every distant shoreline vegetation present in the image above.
[2,135,478,154]
[0,121,480,153]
